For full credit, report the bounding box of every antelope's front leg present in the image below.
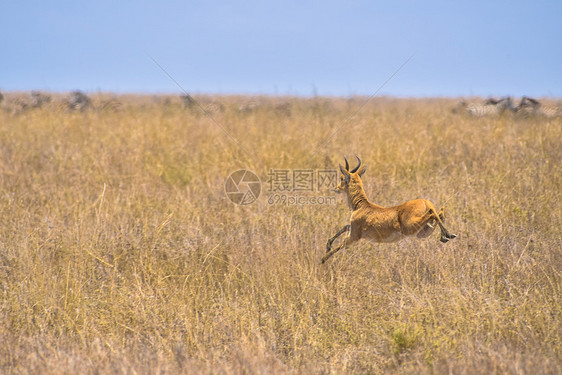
[322,227,361,264]
[322,236,353,264]
[326,224,351,253]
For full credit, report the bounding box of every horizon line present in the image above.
[2,89,560,100]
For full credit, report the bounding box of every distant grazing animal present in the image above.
[238,102,259,113]
[204,102,225,114]
[0,94,30,115]
[30,91,52,108]
[0,91,51,114]
[322,156,456,264]
[274,102,292,117]
[67,91,91,111]
[181,94,197,110]
[181,94,224,114]
[98,99,122,112]
[515,96,561,118]
[464,97,514,117]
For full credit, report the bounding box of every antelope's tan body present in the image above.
[351,199,443,242]
[322,156,456,264]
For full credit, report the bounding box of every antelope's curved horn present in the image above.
[350,155,361,173]
[344,156,349,171]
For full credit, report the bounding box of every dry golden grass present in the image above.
[0,94,560,374]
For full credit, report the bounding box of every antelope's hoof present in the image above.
[440,237,450,243]
[449,233,457,240]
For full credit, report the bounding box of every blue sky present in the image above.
[1,1,561,97]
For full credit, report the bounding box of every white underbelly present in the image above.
[369,231,406,243]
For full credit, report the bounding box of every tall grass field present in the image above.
[0,94,560,374]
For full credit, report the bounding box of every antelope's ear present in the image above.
[339,164,350,184]
[339,164,347,175]
[358,165,367,177]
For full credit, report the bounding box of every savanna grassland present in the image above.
[0,93,560,374]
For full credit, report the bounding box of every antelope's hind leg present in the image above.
[420,205,456,243]
[434,207,456,243]
[416,206,446,238]
[438,206,445,222]
[416,220,436,238]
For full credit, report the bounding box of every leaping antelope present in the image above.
[322,156,457,264]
